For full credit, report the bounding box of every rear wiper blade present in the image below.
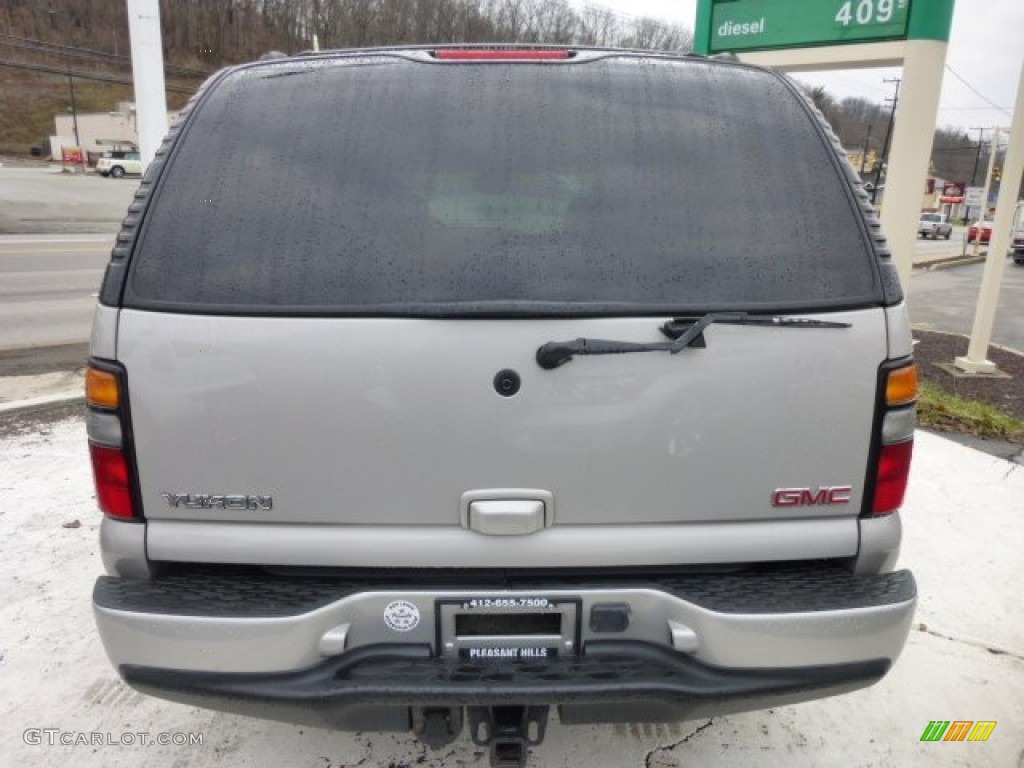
[535,312,851,370]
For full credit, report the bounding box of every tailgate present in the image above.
[118,308,885,529]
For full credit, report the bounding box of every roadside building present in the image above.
[51,102,179,164]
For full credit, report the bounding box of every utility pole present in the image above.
[860,124,872,175]
[66,56,81,149]
[971,129,1000,258]
[871,78,901,205]
[967,127,986,222]
[968,127,986,187]
[65,49,84,171]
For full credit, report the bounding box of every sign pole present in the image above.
[954,62,1024,375]
[693,0,955,288]
[877,38,948,287]
[127,0,168,172]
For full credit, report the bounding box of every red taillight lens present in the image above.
[872,440,913,515]
[89,442,136,519]
[435,49,570,60]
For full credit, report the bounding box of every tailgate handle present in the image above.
[460,490,554,535]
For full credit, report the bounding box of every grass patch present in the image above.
[917,381,1024,441]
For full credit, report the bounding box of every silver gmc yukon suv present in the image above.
[89,46,918,766]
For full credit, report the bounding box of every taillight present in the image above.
[869,362,917,516]
[434,49,571,60]
[86,367,120,408]
[89,443,135,519]
[885,364,918,407]
[873,440,914,514]
[86,360,140,520]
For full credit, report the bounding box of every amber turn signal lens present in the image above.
[86,367,120,409]
[886,364,918,407]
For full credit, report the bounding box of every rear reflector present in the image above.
[881,406,916,445]
[86,409,123,447]
[886,364,918,406]
[435,50,570,60]
[872,440,913,515]
[86,367,120,408]
[89,443,135,519]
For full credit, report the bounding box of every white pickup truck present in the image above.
[917,212,952,239]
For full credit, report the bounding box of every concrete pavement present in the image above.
[909,262,1024,352]
[0,166,136,235]
[0,234,112,350]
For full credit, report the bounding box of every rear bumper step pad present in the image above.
[95,563,916,618]
[122,640,889,722]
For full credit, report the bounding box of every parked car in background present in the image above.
[917,213,952,239]
[96,150,142,178]
[1012,203,1024,265]
[967,221,993,244]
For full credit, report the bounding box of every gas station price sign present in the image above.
[708,0,912,53]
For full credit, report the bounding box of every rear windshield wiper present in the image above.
[535,312,852,370]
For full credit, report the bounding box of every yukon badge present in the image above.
[161,493,273,511]
[772,486,852,508]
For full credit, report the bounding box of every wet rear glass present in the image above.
[127,55,880,314]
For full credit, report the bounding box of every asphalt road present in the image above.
[908,260,1024,352]
[0,166,136,235]
[0,234,112,350]
[915,225,967,254]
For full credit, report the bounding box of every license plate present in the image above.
[437,596,580,659]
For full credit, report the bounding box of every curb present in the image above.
[910,325,1024,359]
[913,255,987,270]
[0,393,84,415]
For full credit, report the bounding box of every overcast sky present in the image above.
[582,0,1022,136]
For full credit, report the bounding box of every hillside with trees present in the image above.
[0,0,691,153]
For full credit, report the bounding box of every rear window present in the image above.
[126,54,881,315]
[920,214,941,222]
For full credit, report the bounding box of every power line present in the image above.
[0,58,196,94]
[0,32,211,78]
[944,65,1013,118]
[938,105,1013,112]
